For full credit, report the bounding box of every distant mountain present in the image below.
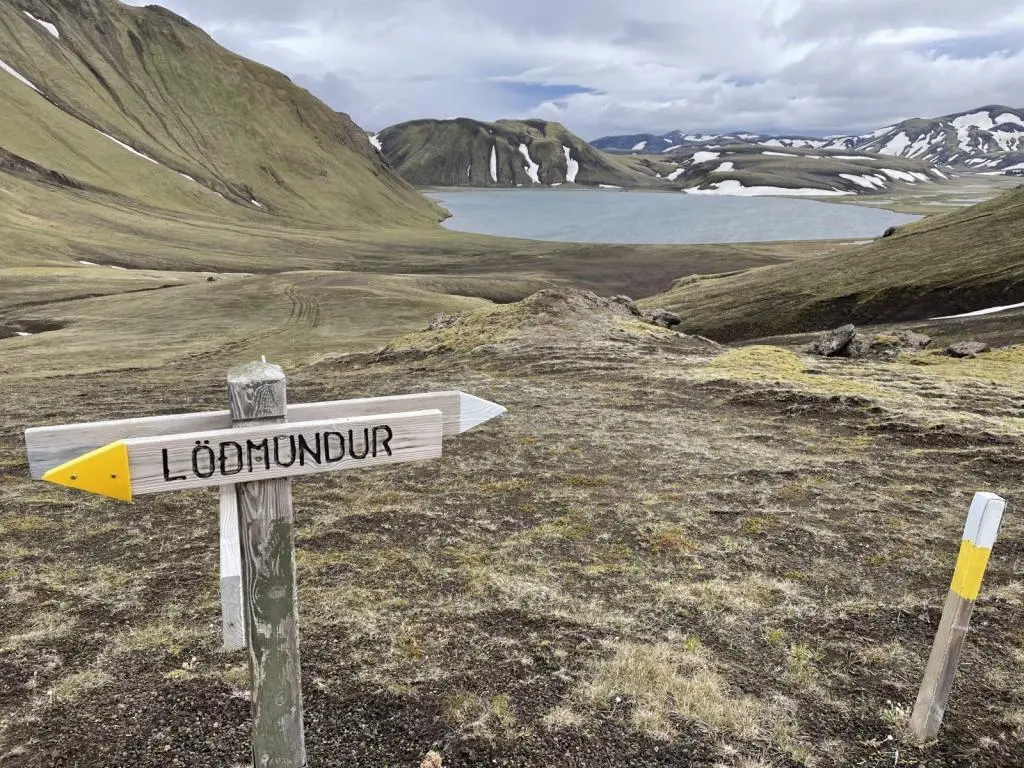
[374,118,659,188]
[592,105,1024,175]
[374,118,945,196]
[819,105,1024,173]
[593,131,828,154]
[625,145,943,196]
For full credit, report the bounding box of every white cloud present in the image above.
[122,0,1024,138]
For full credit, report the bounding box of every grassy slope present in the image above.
[2,292,1022,765]
[0,0,440,225]
[647,184,1024,341]
[377,117,661,188]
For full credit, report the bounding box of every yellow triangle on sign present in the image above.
[42,441,133,502]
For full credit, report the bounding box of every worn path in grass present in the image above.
[1,290,1021,767]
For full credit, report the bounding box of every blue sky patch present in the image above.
[495,81,600,109]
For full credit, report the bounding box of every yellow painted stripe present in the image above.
[949,540,992,601]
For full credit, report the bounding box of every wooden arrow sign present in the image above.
[25,391,505,480]
[42,409,443,501]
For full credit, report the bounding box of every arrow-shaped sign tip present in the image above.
[458,392,507,434]
[42,440,133,502]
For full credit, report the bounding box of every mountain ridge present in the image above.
[593,105,1024,175]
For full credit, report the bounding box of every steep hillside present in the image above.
[375,118,661,188]
[647,185,1024,340]
[625,145,944,196]
[0,0,441,226]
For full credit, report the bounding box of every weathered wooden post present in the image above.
[227,360,305,767]
[909,491,1007,742]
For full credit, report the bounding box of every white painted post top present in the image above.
[962,492,1006,549]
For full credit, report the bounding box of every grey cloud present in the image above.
[123,0,1024,138]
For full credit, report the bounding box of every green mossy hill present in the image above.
[647,184,1024,341]
[376,117,661,188]
[0,0,440,225]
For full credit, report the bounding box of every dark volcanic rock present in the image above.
[641,309,682,328]
[612,295,642,316]
[806,326,931,360]
[945,340,991,358]
[806,324,857,356]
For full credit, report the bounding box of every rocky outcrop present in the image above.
[611,295,681,328]
[805,324,857,357]
[945,341,991,358]
[804,325,932,360]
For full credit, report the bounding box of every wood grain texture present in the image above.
[910,590,975,742]
[121,409,443,495]
[219,484,245,651]
[25,390,497,478]
[228,361,306,767]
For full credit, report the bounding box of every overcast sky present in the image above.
[126,0,1024,139]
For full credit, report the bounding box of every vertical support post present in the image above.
[227,361,305,767]
[219,484,245,651]
[910,491,1007,743]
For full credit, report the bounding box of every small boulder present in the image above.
[611,295,641,316]
[893,330,932,351]
[881,226,899,238]
[642,308,682,328]
[945,341,991,359]
[805,324,857,357]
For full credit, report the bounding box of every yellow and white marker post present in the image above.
[909,491,1007,742]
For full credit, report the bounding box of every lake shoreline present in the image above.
[425,188,921,246]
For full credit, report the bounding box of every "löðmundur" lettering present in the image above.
[161,426,393,481]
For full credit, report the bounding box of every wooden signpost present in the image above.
[24,360,505,767]
[26,387,504,650]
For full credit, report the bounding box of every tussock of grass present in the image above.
[49,670,112,702]
[574,638,800,748]
[703,346,885,398]
[442,691,520,739]
[901,345,1024,387]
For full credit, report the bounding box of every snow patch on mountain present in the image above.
[518,143,540,184]
[952,111,995,131]
[490,145,498,182]
[24,11,59,39]
[0,58,41,92]
[631,140,647,151]
[839,173,886,190]
[666,168,685,181]
[562,145,578,183]
[713,161,735,173]
[686,180,852,197]
[933,300,1024,319]
[880,132,911,156]
[368,134,382,152]
[96,130,159,164]
[691,151,720,163]
[880,168,918,183]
